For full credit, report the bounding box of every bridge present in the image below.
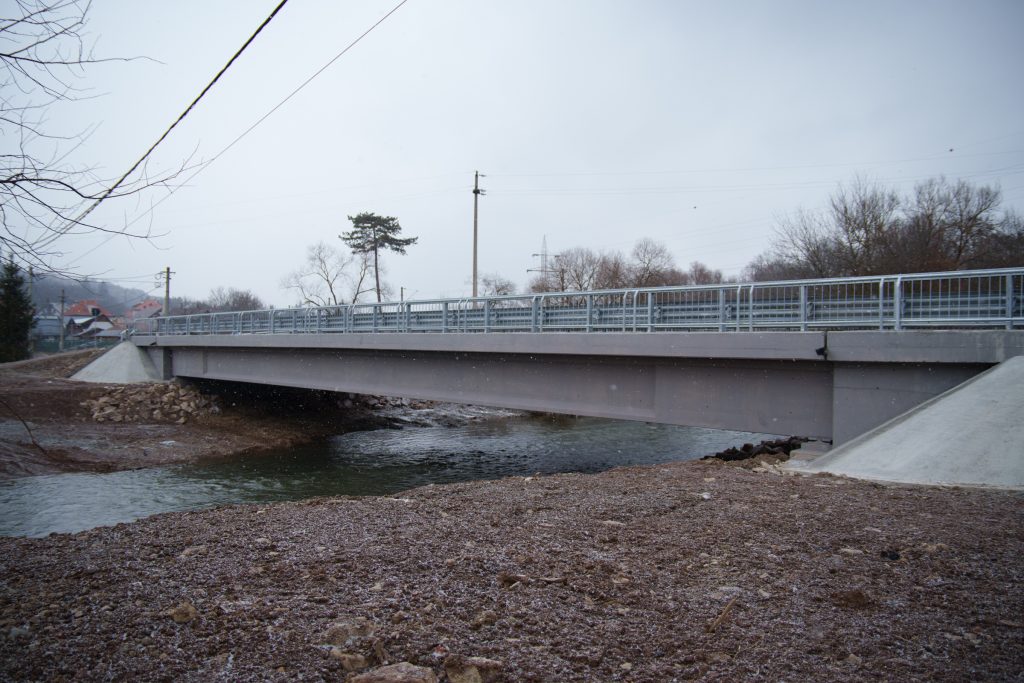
[130,267,1024,444]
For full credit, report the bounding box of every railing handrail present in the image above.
[131,266,1024,336]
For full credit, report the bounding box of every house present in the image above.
[124,299,162,322]
[62,300,116,339]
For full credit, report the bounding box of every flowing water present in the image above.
[0,414,778,538]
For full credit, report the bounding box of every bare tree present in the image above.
[480,273,517,296]
[755,176,1017,279]
[1,1,179,273]
[685,260,724,285]
[281,241,375,306]
[207,287,265,312]
[629,238,677,287]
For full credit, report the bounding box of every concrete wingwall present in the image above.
[136,330,1024,443]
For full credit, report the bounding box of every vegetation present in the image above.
[1,1,180,274]
[340,213,417,303]
[529,237,723,293]
[281,241,373,306]
[0,261,36,362]
[745,177,1024,281]
[171,288,265,314]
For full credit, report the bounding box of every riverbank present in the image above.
[1,458,1021,681]
[0,351,500,480]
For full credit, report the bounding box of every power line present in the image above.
[65,0,413,268]
[47,0,293,244]
[121,0,413,232]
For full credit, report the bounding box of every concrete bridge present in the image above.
[130,268,1024,444]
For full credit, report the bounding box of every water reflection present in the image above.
[0,416,777,537]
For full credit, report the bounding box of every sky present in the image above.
[26,0,1024,307]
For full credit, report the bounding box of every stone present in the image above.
[329,648,368,671]
[350,662,437,683]
[323,617,377,645]
[445,655,504,683]
[470,610,498,630]
[168,601,199,624]
[7,626,30,640]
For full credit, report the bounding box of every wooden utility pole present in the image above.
[161,267,172,316]
[59,289,65,352]
[472,171,485,298]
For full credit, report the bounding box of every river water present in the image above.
[0,415,777,538]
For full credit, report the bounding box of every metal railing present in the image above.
[130,267,1024,337]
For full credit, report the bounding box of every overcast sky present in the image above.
[40,0,1024,306]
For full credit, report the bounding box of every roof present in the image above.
[64,300,115,317]
[125,299,162,321]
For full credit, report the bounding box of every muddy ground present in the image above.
[0,351,391,479]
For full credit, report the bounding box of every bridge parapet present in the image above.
[131,267,1023,338]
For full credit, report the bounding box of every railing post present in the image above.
[586,294,594,333]
[646,293,654,332]
[878,277,886,330]
[1007,273,1015,330]
[621,293,629,332]
[748,285,755,331]
[799,285,807,331]
[442,301,449,333]
[483,299,491,333]
[718,288,726,332]
[893,276,903,331]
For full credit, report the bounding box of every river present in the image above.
[0,414,778,538]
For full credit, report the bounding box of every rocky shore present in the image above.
[0,351,478,479]
[1,458,1021,681]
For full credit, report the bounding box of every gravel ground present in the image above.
[1,460,1021,682]
[0,352,391,479]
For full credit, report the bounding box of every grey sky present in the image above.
[47,0,1024,305]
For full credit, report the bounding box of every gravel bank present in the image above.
[1,460,1020,682]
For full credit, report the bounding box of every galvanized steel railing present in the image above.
[131,267,1024,336]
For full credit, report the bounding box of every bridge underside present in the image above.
[136,331,1022,443]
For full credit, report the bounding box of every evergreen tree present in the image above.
[0,261,35,362]
[339,212,417,302]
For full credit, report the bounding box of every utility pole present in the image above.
[472,170,485,298]
[27,267,34,354]
[59,289,65,352]
[158,267,173,316]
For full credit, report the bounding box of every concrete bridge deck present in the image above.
[132,329,1024,444]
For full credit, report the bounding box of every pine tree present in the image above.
[339,212,417,303]
[0,261,36,362]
